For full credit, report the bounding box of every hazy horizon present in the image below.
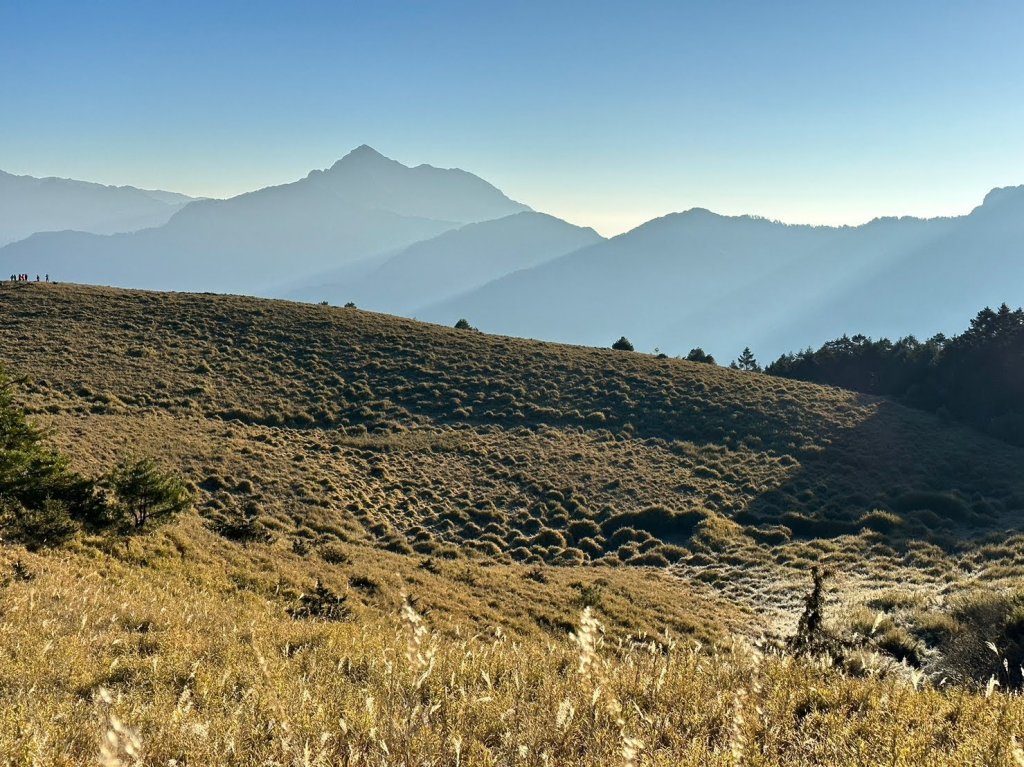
[1,147,1018,239]
[4,0,1023,236]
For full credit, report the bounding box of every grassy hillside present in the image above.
[3,283,1024,615]
[2,282,1024,763]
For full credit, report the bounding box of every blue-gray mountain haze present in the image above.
[2,147,1021,360]
[0,146,528,295]
[0,170,194,247]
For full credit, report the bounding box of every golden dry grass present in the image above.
[0,282,1023,763]
[1,542,1024,765]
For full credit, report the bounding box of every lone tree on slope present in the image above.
[107,457,191,531]
[731,346,761,372]
[612,336,635,352]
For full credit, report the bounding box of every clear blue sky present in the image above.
[3,0,1023,235]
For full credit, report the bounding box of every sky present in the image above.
[3,0,1023,236]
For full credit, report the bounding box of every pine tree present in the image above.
[732,347,761,372]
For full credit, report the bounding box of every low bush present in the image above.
[0,367,103,545]
[571,581,604,608]
[531,528,567,548]
[630,550,671,567]
[211,502,273,544]
[318,541,350,564]
[892,491,970,522]
[288,580,352,621]
[875,626,925,667]
[0,498,78,549]
[859,509,903,533]
[936,590,1024,689]
[601,505,707,541]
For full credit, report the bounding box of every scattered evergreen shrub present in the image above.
[106,457,192,531]
[611,336,634,352]
[0,367,102,545]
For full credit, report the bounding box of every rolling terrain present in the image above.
[2,283,1024,763]
[3,282,1024,620]
[7,151,1022,364]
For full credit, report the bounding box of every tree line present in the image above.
[765,304,1024,446]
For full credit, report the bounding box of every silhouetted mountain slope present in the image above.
[419,210,849,353]
[287,211,603,312]
[0,146,529,294]
[422,189,1022,360]
[0,170,193,247]
[301,144,530,222]
[776,185,1024,350]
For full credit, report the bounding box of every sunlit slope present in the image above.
[3,281,1023,585]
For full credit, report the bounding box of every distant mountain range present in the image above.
[285,211,603,313]
[0,145,529,294]
[0,170,193,247]
[1,147,1021,360]
[420,188,1024,359]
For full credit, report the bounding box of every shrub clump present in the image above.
[611,336,634,352]
[891,491,970,521]
[933,590,1024,689]
[0,367,194,546]
[105,458,192,532]
[0,368,101,547]
[211,502,272,543]
[601,506,707,541]
[288,580,352,621]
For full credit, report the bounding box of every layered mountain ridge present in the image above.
[286,211,604,312]
[2,148,1021,361]
[0,170,194,247]
[0,146,530,295]
[423,187,1024,359]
